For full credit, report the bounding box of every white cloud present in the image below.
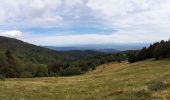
[24,32,169,46]
[0,29,168,46]
[75,15,80,19]
[1,0,170,45]
[30,15,63,27]
[64,0,83,7]
[0,30,23,39]
[0,0,63,27]
[0,0,88,28]
[86,0,170,42]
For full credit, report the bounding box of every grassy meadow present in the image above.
[0,59,170,100]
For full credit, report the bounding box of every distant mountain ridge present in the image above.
[45,46,120,53]
[45,43,149,53]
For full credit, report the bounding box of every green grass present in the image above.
[0,59,170,100]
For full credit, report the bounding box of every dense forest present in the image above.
[0,36,127,78]
[1,36,170,78]
[128,40,170,63]
[48,53,127,76]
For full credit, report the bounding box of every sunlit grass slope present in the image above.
[0,59,170,100]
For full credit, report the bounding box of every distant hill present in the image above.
[56,50,104,61]
[0,36,104,63]
[0,36,58,64]
[45,43,150,53]
[45,46,120,53]
[94,49,120,53]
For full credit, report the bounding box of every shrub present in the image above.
[36,64,48,77]
[48,72,58,77]
[127,51,139,63]
[148,81,169,91]
[134,89,151,98]
[0,75,5,81]
[60,67,82,76]
[20,72,33,78]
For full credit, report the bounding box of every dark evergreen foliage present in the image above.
[47,53,127,76]
[128,40,170,63]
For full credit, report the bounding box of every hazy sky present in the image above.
[0,0,170,46]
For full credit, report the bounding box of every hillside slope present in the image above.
[0,36,58,63]
[0,36,103,63]
[0,59,170,100]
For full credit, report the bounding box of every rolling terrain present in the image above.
[0,36,58,64]
[45,46,120,53]
[0,36,125,78]
[0,36,104,63]
[0,59,170,100]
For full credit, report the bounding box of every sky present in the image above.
[0,0,170,46]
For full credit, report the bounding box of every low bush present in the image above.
[0,75,5,81]
[134,89,151,98]
[148,81,169,91]
[20,72,33,78]
[60,67,82,76]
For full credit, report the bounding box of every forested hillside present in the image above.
[0,36,126,78]
[0,36,103,63]
[0,36,58,64]
[128,40,170,63]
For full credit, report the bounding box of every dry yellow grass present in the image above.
[0,59,170,100]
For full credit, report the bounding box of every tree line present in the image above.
[0,50,127,78]
[128,40,170,63]
[48,53,127,76]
